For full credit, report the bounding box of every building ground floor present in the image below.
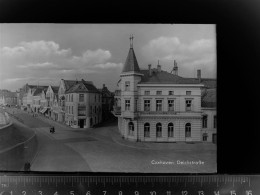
[65,113,102,129]
[117,116,216,143]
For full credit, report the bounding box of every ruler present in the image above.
[0,175,259,195]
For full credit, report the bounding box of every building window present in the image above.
[186,91,191,95]
[156,100,162,111]
[79,94,84,102]
[125,100,130,111]
[144,91,150,95]
[71,94,73,102]
[203,133,208,141]
[168,100,174,111]
[186,100,192,111]
[202,115,207,128]
[214,115,217,128]
[128,122,134,136]
[144,123,150,137]
[169,91,174,95]
[125,81,130,91]
[156,91,162,95]
[156,123,162,137]
[144,100,150,111]
[78,106,86,116]
[168,123,174,137]
[185,123,191,137]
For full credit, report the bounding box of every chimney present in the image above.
[148,64,152,76]
[197,69,201,83]
[157,60,161,72]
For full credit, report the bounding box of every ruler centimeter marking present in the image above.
[0,175,259,195]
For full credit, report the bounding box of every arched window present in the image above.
[185,123,191,137]
[156,123,162,137]
[128,122,134,136]
[144,123,150,137]
[168,123,174,137]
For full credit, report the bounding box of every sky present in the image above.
[0,24,216,92]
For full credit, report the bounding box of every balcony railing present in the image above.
[113,106,121,115]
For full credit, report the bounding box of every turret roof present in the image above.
[122,48,140,73]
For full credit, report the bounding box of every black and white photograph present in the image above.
[0,24,216,173]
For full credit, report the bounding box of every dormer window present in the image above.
[125,81,130,91]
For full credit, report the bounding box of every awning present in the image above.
[41,108,48,114]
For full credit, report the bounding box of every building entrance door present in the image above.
[79,119,84,128]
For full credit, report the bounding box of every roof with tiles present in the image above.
[139,69,200,84]
[51,86,59,94]
[200,78,216,88]
[63,80,93,91]
[122,48,140,73]
[66,80,99,94]
[201,88,216,108]
[33,88,44,96]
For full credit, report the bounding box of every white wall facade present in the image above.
[201,108,217,142]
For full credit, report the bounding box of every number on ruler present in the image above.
[246,190,252,195]
[230,191,236,195]
[54,191,58,195]
[70,191,74,195]
[214,191,220,195]
[198,191,204,195]
[22,191,26,195]
[118,191,123,195]
[134,191,139,195]
[150,191,156,195]
[38,191,43,195]
[103,191,107,195]
[182,191,188,195]
[86,191,91,195]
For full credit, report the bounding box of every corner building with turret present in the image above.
[113,38,207,142]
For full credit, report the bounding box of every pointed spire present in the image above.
[130,34,134,48]
[122,35,140,73]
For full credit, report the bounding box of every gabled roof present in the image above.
[201,88,216,108]
[51,86,59,94]
[33,88,44,96]
[98,86,113,97]
[66,80,99,94]
[139,69,200,84]
[32,86,48,96]
[63,80,78,91]
[122,48,140,73]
